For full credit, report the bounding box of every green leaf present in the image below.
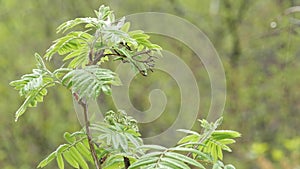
[112,133,120,149]
[44,31,91,61]
[177,129,201,136]
[56,144,69,154]
[125,133,142,148]
[121,22,130,32]
[101,85,112,95]
[76,142,93,162]
[103,161,123,169]
[118,133,128,152]
[211,144,218,162]
[213,161,224,169]
[139,151,162,158]
[102,154,124,169]
[224,164,236,169]
[10,56,55,121]
[62,65,121,99]
[165,152,205,169]
[69,147,89,169]
[63,150,79,168]
[37,151,56,168]
[218,139,236,145]
[12,82,53,122]
[56,153,64,169]
[95,5,113,21]
[53,67,72,79]
[35,53,47,69]
[217,145,223,160]
[139,144,167,151]
[161,157,190,169]
[57,18,98,33]
[64,132,76,144]
[128,157,159,169]
[212,130,241,140]
[177,134,200,144]
[169,147,206,156]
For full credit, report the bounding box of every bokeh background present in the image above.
[1,0,299,168]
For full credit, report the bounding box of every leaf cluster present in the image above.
[127,118,240,169]
[9,5,241,169]
[37,131,93,169]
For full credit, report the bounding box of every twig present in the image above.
[123,157,131,168]
[90,49,105,65]
[75,93,101,169]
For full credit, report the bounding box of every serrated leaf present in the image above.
[62,66,121,99]
[57,18,98,33]
[165,152,205,169]
[13,82,53,121]
[45,31,91,61]
[10,60,55,121]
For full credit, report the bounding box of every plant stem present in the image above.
[123,157,130,169]
[77,96,101,169]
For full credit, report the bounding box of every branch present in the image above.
[103,49,156,76]
[123,157,130,169]
[90,49,105,65]
[75,93,101,169]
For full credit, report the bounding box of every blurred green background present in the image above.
[1,0,299,168]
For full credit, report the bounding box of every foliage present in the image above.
[37,131,92,169]
[8,4,242,169]
[38,112,240,169]
[9,54,55,121]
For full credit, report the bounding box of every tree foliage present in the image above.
[10,5,240,169]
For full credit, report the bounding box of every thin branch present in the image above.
[123,157,130,169]
[75,93,101,169]
[90,49,105,65]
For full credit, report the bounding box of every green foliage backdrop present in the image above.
[1,0,299,168]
